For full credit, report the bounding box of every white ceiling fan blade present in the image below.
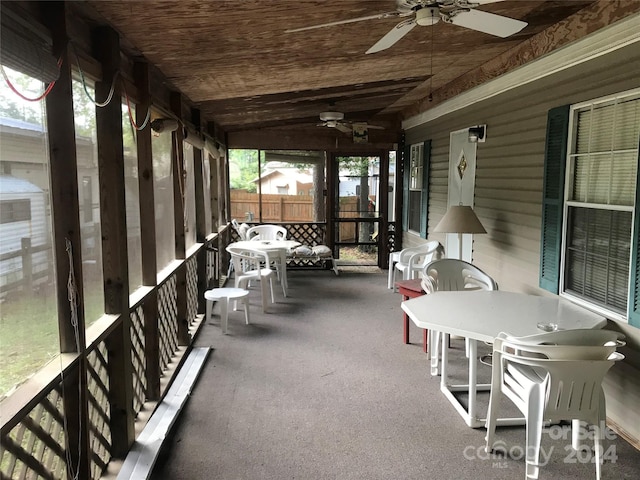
[366,19,417,54]
[448,9,527,38]
[286,11,400,33]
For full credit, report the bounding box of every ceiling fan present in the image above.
[287,0,528,54]
[317,111,385,134]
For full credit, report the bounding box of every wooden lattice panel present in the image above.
[86,342,111,480]
[0,385,67,479]
[157,275,178,372]
[232,222,331,270]
[186,256,198,327]
[130,305,147,415]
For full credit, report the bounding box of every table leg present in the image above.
[220,298,229,334]
[468,338,478,426]
[423,329,428,353]
[403,294,410,344]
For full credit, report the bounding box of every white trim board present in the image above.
[403,13,640,130]
[117,347,210,480]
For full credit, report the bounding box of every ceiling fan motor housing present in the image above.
[319,111,345,122]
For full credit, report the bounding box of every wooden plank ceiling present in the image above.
[80,0,637,148]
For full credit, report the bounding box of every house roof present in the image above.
[0,174,43,194]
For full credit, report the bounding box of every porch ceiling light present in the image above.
[468,125,486,143]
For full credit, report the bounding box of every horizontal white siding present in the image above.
[404,40,640,443]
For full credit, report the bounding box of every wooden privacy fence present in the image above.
[230,191,313,222]
[230,191,360,241]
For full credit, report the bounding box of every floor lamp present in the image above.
[433,205,487,260]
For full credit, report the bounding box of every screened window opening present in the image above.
[0,66,59,398]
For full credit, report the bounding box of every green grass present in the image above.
[0,284,105,398]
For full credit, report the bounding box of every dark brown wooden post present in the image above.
[325,152,336,249]
[192,108,208,312]
[134,61,161,400]
[40,2,90,478]
[379,149,389,269]
[92,24,135,456]
[170,92,190,345]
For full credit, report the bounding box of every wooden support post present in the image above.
[134,61,161,400]
[170,92,190,346]
[41,3,90,478]
[92,24,135,457]
[192,109,208,313]
[379,149,389,269]
[20,237,32,291]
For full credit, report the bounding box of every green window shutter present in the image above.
[539,105,570,293]
[629,138,640,327]
[402,145,411,232]
[420,140,431,239]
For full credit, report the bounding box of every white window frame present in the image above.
[560,88,640,323]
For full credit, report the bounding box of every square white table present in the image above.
[401,290,607,428]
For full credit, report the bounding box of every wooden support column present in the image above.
[92,25,135,456]
[192,109,208,312]
[379,149,389,269]
[40,2,90,478]
[134,61,160,401]
[207,122,221,230]
[326,152,336,249]
[170,92,190,346]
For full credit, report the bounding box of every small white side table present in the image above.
[204,288,250,334]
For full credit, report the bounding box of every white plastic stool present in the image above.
[204,287,250,334]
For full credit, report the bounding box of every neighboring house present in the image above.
[401,20,639,441]
[0,175,49,292]
[254,168,313,195]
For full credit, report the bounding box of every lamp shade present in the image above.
[433,205,487,234]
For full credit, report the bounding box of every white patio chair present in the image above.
[485,329,625,480]
[421,258,498,372]
[246,224,288,241]
[391,240,444,291]
[226,245,278,313]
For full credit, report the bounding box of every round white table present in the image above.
[204,287,250,334]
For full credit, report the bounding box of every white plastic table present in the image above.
[205,287,250,334]
[401,290,607,428]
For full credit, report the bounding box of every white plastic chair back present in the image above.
[231,219,249,240]
[226,245,276,312]
[421,258,497,293]
[246,224,288,241]
[486,329,625,480]
[392,240,444,289]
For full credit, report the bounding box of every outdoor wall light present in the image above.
[150,118,179,133]
[468,125,486,143]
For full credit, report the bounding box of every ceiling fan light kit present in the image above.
[319,111,345,122]
[416,7,440,26]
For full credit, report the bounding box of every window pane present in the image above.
[408,190,421,232]
[229,149,325,223]
[122,102,142,293]
[73,78,105,326]
[152,127,175,271]
[0,67,59,397]
[183,143,197,248]
[565,207,631,314]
